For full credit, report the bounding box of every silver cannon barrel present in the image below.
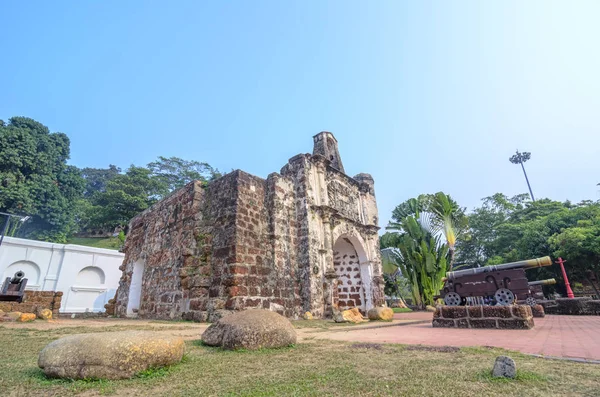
[445,256,552,281]
[528,278,556,286]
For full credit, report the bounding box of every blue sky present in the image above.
[2,1,599,228]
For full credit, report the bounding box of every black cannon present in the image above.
[0,271,28,303]
[438,256,553,306]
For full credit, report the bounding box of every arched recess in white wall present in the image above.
[65,266,108,313]
[3,261,41,290]
[76,266,106,285]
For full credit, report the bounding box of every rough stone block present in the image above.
[482,306,512,318]
[432,318,455,328]
[467,306,483,318]
[469,319,498,329]
[441,306,467,319]
[497,318,534,330]
[511,305,532,319]
[456,318,470,328]
[531,304,545,318]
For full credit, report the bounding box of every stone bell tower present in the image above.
[313,132,345,173]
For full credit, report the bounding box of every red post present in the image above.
[556,257,575,299]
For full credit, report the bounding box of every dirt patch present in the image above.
[404,345,460,353]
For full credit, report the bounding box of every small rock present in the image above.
[38,331,185,380]
[341,308,365,323]
[302,311,313,320]
[367,307,394,321]
[531,304,545,318]
[0,310,4,317]
[5,312,22,320]
[425,305,436,312]
[202,309,297,350]
[37,309,53,320]
[492,355,516,378]
[333,311,347,323]
[18,313,36,322]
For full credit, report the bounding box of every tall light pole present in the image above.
[0,212,30,249]
[509,150,535,201]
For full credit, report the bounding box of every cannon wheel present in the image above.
[494,288,515,306]
[525,296,537,306]
[444,292,461,306]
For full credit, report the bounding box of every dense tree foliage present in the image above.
[0,117,85,242]
[80,165,121,198]
[1,116,221,241]
[147,156,221,192]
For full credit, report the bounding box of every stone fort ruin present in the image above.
[113,132,384,321]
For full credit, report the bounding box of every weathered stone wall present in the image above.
[114,132,384,320]
[114,181,205,319]
[432,305,535,329]
[540,297,600,315]
[0,291,63,318]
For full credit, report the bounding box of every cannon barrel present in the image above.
[445,256,552,281]
[10,271,25,284]
[528,278,556,286]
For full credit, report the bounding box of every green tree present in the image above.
[147,156,220,192]
[549,215,600,297]
[382,192,463,308]
[0,117,84,242]
[81,165,121,198]
[85,166,168,230]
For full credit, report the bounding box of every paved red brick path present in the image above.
[317,312,600,361]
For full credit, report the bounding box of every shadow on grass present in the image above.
[475,369,548,383]
[191,339,297,354]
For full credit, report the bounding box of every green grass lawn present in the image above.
[392,307,413,313]
[1,324,599,396]
[66,237,121,250]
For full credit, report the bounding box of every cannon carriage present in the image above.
[438,256,554,307]
[0,271,28,303]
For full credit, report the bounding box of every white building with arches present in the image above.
[0,236,124,313]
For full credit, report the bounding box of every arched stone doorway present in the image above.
[331,234,373,313]
[126,259,145,317]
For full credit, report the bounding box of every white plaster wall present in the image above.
[0,236,124,313]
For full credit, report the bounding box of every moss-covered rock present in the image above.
[202,309,296,350]
[367,307,394,321]
[38,331,185,380]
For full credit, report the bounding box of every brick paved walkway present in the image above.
[314,313,600,361]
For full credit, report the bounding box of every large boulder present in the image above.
[368,307,394,321]
[38,331,185,380]
[202,309,296,350]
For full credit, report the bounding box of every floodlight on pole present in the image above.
[509,150,535,201]
[0,212,31,250]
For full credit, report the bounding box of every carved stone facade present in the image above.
[113,132,384,320]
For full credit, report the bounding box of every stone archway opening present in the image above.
[126,260,145,317]
[332,236,367,312]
